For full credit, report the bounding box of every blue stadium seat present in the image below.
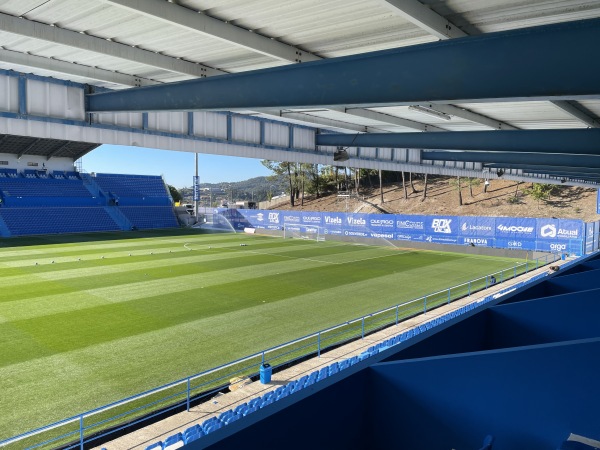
[247,397,261,409]
[234,403,249,415]
[163,432,184,450]
[145,441,163,450]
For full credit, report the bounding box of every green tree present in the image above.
[527,183,556,207]
[167,184,182,203]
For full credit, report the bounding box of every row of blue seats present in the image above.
[144,355,368,449]
[0,207,120,235]
[121,206,179,230]
[0,178,92,197]
[95,177,169,199]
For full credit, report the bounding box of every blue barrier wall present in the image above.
[220,208,585,254]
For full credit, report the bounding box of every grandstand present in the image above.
[0,171,178,236]
[0,1,599,450]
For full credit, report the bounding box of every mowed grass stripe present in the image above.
[0,249,432,366]
[0,242,378,302]
[0,235,320,267]
[0,245,418,326]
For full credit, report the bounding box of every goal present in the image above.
[283,224,325,241]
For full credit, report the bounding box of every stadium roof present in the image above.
[0,0,598,181]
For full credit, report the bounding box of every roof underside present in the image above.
[0,0,598,183]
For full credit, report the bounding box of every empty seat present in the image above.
[163,432,184,450]
[145,442,163,450]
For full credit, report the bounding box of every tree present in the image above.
[168,184,182,203]
[379,169,384,204]
[421,173,428,202]
[261,160,299,207]
[401,171,408,200]
[527,183,556,208]
[465,178,481,197]
[448,177,464,206]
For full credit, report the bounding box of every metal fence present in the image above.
[0,253,562,450]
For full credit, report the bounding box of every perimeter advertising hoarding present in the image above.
[218,209,584,253]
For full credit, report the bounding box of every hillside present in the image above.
[272,177,600,222]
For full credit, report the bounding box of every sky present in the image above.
[80,144,272,189]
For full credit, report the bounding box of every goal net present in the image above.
[283,224,325,241]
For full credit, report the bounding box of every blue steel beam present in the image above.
[422,151,600,169]
[86,19,600,113]
[484,163,600,176]
[316,129,600,154]
[523,171,600,181]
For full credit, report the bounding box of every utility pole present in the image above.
[194,153,199,223]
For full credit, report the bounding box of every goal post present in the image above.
[283,224,325,241]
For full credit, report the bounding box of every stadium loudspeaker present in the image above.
[334,148,349,162]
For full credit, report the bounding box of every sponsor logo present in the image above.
[302,215,321,224]
[370,232,394,239]
[370,219,394,227]
[397,220,424,230]
[461,223,492,232]
[426,236,433,242]
[324,216,342,225]
[497,224,534,233]
[432,218,452,234]
[508,240,522,248]
[283,215,300,223]
[347,216,366,226]
[464,238,488,245]
[558,228,579,238]
[550,243,567,251]
[345,230,367,237]
[396,234,412,240]
[268,212,279,223]
[540,224,556,238]
[256,213,264,222]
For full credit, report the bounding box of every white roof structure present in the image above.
[0,0,598,184]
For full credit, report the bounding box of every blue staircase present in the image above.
[103,206,133,231]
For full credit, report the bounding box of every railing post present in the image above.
[468,281,471,296]
[501,271,504,283]
[186,378,191,412]
[317,332,321,357]
[79,414,84,450]
[395,305,399,325]
[514,266,516,278]
[526,261,528,273]
[424,296,427,313]
[536,258,539,270]
[486,275,488,289]
[361,317,365,339]
[447,289,451,304]
[261,351,265,365]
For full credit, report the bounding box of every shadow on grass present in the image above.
[0,228,218,249]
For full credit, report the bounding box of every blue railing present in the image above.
[0,252,564,450]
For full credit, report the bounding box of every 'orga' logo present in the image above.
[256,213,264,222]
[540,224,556,238]
[432,218,452,234]
[268,212,279,223]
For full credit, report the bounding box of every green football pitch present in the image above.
[0,229,525,440]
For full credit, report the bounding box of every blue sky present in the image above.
[80,144,272,189]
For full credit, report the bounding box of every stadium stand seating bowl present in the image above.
[0,171,178,237]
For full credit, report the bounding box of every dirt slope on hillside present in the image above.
[274,177,600,222]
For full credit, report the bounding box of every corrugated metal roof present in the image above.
[0,0,597,182]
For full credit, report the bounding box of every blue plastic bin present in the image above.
[259,363,272,384]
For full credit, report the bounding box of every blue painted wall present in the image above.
[369,339,600,450]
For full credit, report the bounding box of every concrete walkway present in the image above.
[94,258,568,449]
